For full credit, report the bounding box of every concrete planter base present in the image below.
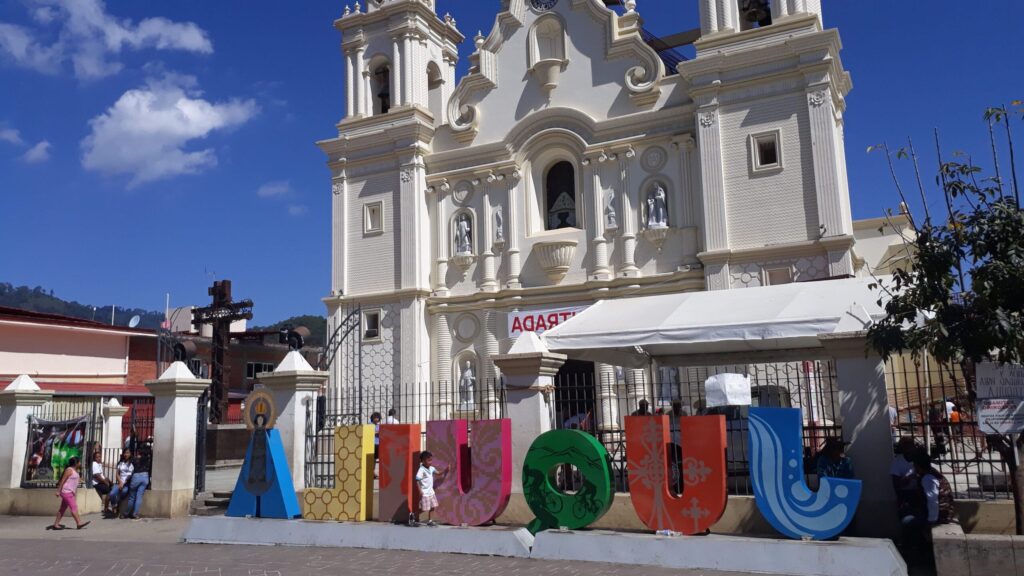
[184,516,534,558]
[531,530,907,576]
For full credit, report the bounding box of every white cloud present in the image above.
[0,127,23,145]
[20,140,51,163]
[0,0,212,79]
[287,204,308,216]
[81,74,258,186]
[0,22,61,74]
[257,181,292,198]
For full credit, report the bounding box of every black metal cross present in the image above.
[192,280,253,424]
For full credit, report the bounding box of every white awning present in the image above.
[540,276,888,367]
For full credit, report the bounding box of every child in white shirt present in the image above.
[414,451,448,526]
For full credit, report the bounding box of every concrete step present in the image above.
[204,497,230,508]
[190,505,225,517]
[212,491,233,499]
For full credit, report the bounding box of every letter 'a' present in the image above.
[749,407,861,540]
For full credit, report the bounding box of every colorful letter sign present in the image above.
[426,419,512,526]
[625,415,727,534]
[379,424,421,523]
[302,424,375,521]
[522,429,613,534]
[749,408,861,540]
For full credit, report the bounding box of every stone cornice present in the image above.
[259,371,327,394]
[493,351,567,383]
[0,389,52,407]
[323,288,433,308]
[144,378,211,399]
[102,404,130,418]
[698,235,856,266]
[335,1,464,46]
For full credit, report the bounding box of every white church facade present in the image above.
[320,0,860,416]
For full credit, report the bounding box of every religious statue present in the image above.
[604,189,618,230]
[455,213,473,255]
[646,184,668,228]
[495,206,504,243]
[458,360,476,410]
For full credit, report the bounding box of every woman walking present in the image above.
[49,456,90,530]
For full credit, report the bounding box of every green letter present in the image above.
[522,429,613,534]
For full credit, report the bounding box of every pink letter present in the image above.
[426,419,512,526]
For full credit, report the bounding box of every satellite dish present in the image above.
[128,315,141,328]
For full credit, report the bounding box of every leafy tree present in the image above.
[867,102,1024,532]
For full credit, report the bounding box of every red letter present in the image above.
[625,415,727,535]
[378,424,420,522]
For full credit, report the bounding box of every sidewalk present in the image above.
[0,513,187,544]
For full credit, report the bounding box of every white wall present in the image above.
[0,323,127,378]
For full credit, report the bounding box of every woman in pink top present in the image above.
[49,456,89,530]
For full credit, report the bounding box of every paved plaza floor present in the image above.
[0,514,761,576]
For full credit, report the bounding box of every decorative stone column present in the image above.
[481,307,501,419]
[618,148,640,277]
[506,169,523,288]
[821,332,898,538]
[145,362,210,518]
[102,398,129,453]
[492,332,566,493]
[584,153,612,281]
[434,309,453,420]
[595,362,620,431]
[0,376,52,489]
[390,35,403,108]
[259,351,328,492]
[354,45,366,116]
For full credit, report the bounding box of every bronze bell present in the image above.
[740,0,772,27]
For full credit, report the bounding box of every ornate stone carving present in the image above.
[494,205,505,245]
[455,213,473,256]
[400,169,412,183]
[453,313,481,343]
[331,181,343,196]
[458,360,476,411]
[534,239,578,283]
[699,111,716,128]
[452,180,473,205]
[604,189,618,231]
[646,184,669,229]
[808,91,828,107]
[641,146,667,173]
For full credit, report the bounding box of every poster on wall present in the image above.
[978,398,1024,435]
[23,415,88,487]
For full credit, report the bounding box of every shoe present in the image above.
[76,521,90,530]
[130,515,141,521]
[426,520,436,527]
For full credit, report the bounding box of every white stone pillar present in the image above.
[619,148,640,277]
[806,86,848,239]
[391,37,403,109]
[433,181,450,295]
[434,310,453,419]
[481,176,498,291]
[492,333,566,493]
[145,362,209,518]
[354,46,366,116]
[0,376,52,489]
[595,362,619,432]
[506,169,522,288]
[402,34,414,106]
[772,0,790,19]
[259,351,328,492]
[482,307,501,419]
[585,154,612,281]
[822,333,898,538]
[102,398,129,453]
[345,50,355,118]
[699,0,719,35]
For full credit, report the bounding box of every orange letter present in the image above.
[378,424,420,523]
[625,415,727,535]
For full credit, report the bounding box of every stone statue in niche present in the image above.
[458,360,476,410]
[604,189,618,230]
[494,206,504,243]
[646,184,669,228]
[455,213,473,255]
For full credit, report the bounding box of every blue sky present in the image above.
[0,1,1020,324]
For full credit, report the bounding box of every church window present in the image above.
[765,267,793,286]
[738,0,772,31]
[545,161,578,230]
[363,309,381,341]
[427,62,444,125]
[750,130,782,173]
[364,201,384,234]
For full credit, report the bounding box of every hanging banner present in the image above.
[508,306,587,338]
[23,415,88,487]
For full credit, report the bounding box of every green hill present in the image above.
[0,283,165,329]
[254,315,328,348]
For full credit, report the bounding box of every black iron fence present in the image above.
[305,378,507,489]
[23,400,103,489]
[887,355,1010,499]
[552,361,843,496]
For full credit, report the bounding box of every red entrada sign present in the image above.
[507,306,586,338]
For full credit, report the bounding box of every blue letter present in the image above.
[749,407,860,540]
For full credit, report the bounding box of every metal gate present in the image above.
[194,389,208,495]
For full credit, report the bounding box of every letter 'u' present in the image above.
[749,407,861,540]
[625,415,727,535]
[426,419,512,526]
